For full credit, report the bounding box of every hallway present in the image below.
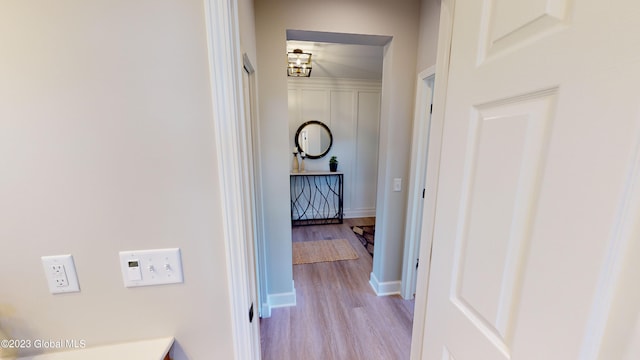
[260,218,415,360]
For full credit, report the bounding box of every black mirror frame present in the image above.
[294,120,333,159]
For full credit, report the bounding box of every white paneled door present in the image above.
[423,0,640,359]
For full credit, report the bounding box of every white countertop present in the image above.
[17,337,173,360]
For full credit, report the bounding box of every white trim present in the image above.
[203,0,258,359]
[241,56,264,360]
[242,53,269,319]
[369,272,401,296]
[288,77,382,90]
[418,66,437,83]
[343,209,377,218]
[261,303,271,319]
[401,66,436,301]
[267,290,298,309]
[410,0,456,359]
[267,281,297,312]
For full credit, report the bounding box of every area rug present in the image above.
[352,225,375,257]
[292,239,359,265]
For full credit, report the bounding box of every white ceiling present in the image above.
[287,40,384,80]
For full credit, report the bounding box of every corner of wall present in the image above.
[369,271,401,296]
[264,280,296,318]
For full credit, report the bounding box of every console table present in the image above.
[290,172,343,226]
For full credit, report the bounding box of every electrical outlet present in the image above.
[50,265,69,287]
[51,264,64,277]
[42,255,80,294]
[54,275,69,287]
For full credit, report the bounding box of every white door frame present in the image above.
[241,54,265,358]
[410,0,455,358]
[204,0,261,358]
[401,66,436,300]
[242,53,269,319]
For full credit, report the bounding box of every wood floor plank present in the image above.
[260,218,414,360]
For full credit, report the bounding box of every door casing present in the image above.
[401,66,436,301]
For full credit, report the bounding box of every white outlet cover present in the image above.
[41,254,80,294]
[119,248,183,288]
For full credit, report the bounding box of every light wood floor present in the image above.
[260,218,415,360]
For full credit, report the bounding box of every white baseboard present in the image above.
[369,272,401,296]
[261,303,271,318]
[344,208,376,218]
[262,281,296,318]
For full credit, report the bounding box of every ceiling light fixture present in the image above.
[287,49,312,77]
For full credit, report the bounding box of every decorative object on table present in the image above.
[329,155,338,172]
[292,147,299,173]
[294,120,333,159]
[300,152,306,172]
[287,49,312,77]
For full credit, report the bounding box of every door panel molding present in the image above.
[451,90,556,350]
[478,0,573,63]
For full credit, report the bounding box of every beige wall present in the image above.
[238,0,258,67]
[0,1,234,359]
[417,0,442,72]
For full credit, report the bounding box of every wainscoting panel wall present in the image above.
[288,78,381,218]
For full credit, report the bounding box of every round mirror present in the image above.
[294,120,333,159]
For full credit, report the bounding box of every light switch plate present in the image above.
[119,248,183,288]
[41,254,80,294]
[393,178,402,192]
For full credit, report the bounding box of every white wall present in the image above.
[0,1,235,359]
[254,0,421,301]
[288,78,381,218]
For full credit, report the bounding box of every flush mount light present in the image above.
[287,49,312,77]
